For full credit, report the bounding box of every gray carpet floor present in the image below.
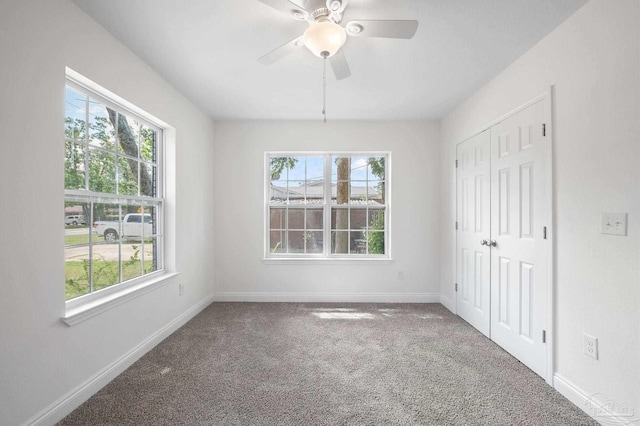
[59,303,597,425]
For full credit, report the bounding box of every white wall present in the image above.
[213,121,440,302]
[0,1,216,424]
[440,0,639,418]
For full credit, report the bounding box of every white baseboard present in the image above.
[554,373,639,426]
[213,292,440,303]
[28,294,214,426]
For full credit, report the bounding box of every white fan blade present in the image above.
[257,0,309,16]
[329,49,351,80]
[258,36,304,65]
[345,20,419,39]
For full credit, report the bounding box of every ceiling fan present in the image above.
[257,0,419,80]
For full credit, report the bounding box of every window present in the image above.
[64,77,164,301]
[266,153,388,258]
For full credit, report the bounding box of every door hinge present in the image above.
[455,159,458,168]
[542,330,547,343]
[455,283,458,292]
[543,226,547,239]
[455,221,458,230]
[542,123,546,137]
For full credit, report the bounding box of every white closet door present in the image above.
[456,130,491,337]
[490,99,549,378]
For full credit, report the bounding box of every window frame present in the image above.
[63,70,175,325]
[264,152,391,260]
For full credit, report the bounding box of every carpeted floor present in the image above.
[59,303,597,425]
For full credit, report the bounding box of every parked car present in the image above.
[93,213,153,242]
[65,215,86,226]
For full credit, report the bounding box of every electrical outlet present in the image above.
[178,283,184,296]
[601,212,627,236]
[397,271,404,280]
[583,334,598,360]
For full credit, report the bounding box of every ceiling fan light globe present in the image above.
[303,21,347,58]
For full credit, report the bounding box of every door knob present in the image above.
[489,239,497,247]
[480,239,488,246]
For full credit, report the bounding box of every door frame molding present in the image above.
[453,88,554,384]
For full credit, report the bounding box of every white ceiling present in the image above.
[71,0,587,121]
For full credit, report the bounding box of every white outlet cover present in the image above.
[601,212,627,236]
[583,334,598,360]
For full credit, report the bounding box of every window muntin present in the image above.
[266,153,388,258]
[64,81,163,301]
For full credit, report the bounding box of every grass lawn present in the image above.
[65,259,155,300]
[65,233,104,246]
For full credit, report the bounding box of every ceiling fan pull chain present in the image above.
[322,54,327,123]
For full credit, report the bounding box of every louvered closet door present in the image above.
[456,130,491,337]
[490,99,549,378]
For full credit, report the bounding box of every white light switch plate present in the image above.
[601,212,627,236]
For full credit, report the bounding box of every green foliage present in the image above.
[368,157,385,180]
[367,211,385,254]
[270,157,298,180]
[64,247,154,300]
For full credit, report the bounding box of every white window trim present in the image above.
[263,151,391,261]
[63,68,177,326]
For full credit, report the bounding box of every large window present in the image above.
[64,78,164,301]
[267,153,388,258]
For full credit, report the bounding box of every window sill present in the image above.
[262,257,393,265]
[62,271,179,326]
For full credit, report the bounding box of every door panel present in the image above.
[490,99,548,378]
[456,130,491,337]
[456,97,550,381]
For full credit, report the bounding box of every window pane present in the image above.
[350,156,368,181]
[144,205,159,237]
[350,181,368,204]
[287,181,306,203]
[367,231,385,254]
[140,163,156,197]
[368,210,385,230]
[117,155,138,196]
[270,208,285,229]
[306,209,323,230]
[88,147,116,194]
[331,208,349,231]
[350,209,366,230]
[65,245,90,300]
[89,99,116,149]
[122,242,143,282]
[368,181,385,204]
[287,209,304,230]
[118,114,141,157]
[65,87,86,141]
[144,237,160,274]
[140,125,157,163]
[283,156,304,181]
[331,231,349,254]
[92,243,121,291]
[269,157,298,181]
[65,141,85,190]
[350,231,366,254]
[306,231,323,254]
[92,202,121,242]
[270,230,286,253]
[368,156,385,180]
[270,181,288,203]
[288,231,305,253]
